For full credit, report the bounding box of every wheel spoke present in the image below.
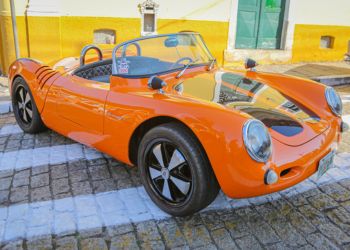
[162,180,173,200]
[168,149,186,171]
[18,102,24,110]
[24,92,31,104]
[22,108,28,122]
[170,176,190,195]
[19,88,25,103]
[152,144,165,168]
[149,166,162,180]
[25,107,33,119]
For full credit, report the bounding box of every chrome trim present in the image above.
[242,119,272,163]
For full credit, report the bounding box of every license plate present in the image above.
[317,151,335,179]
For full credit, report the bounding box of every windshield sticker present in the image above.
[118,58,130,74]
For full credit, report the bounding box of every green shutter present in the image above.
[257,0,285,49]
[235,0,261,49]
[235,0,286,49]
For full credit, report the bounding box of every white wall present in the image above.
[288,0,350,27]
[12,0,232,22]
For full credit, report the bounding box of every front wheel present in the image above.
[11,77,47,134]
[138,123,219,216]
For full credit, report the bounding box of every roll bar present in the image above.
[80,45,103,67]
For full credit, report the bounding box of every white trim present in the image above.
[226,0,294,62]
[227,0,239,51]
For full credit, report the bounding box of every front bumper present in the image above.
[221,119,340,199]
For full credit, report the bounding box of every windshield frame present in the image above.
[111,32,214,78]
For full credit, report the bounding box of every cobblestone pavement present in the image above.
[0,89,349,249]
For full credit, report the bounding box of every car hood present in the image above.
[172,70,329,146]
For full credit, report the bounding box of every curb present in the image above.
[0,101,12,114]
[312,74,350,86]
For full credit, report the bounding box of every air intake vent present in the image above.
[35,66,58,89]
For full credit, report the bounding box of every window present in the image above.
[93,29,116,44]
[320,36,334,49]
[139,0,159,36]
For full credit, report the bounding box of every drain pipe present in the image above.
[9,0,20,59]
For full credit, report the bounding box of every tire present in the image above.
[11,77,47,134]
[137,122,220,216]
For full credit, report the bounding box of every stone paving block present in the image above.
[69,169,88,183]
[28,205,53,227]
[31,165,49,176]
[75,196,98,217]
[317,222,350,245]
[10,186,28,203]
[54,197,74,212]
[77,215,102,232]
[136,220,162,242]
[4,219,26,241]
[181,225,212,248]
[270,221,307,248]
[305,232,340,250]
[0,176,11,190]
[157,218,187,248]
[54,212,76,235]
[89,165,111,180]
[326,207,350,232]
[81,237,108,250]
[55,236,78,250]
[235,235,262,250]
[110,233,140,250]
[0,189,9,203]
[307,193,339,211]
[106,223,134,237]
[31,185,51,202]
[71,181,92,196]
[52,178,70,195]
[31,173,49,188]
[26,237,53,250]
[51,164,68,179]
[211,228,238,250]
[1,240,24,250]
[140,240,165,250]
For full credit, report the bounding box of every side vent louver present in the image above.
[34,66,58,89]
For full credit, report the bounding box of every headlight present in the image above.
[325,87,342,117]
[243,119,272,163]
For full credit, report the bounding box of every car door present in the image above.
[55,75,109,134]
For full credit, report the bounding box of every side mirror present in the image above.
[244,58,258,70]
[148,76,167,92]
[164,37,179,48]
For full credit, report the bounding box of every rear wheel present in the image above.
[138,123,220,216]
[12,77,47,133]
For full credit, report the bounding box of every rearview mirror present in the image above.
[244,58,258,70]
[148,76,167,92]
[164,37,179,48]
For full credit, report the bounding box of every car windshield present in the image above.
[112,33,213,77]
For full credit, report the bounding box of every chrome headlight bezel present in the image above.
[325,87,342,117]
[242,119,272,163]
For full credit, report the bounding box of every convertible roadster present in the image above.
[8,33,346,216]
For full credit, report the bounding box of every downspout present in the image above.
[9,0,20,59]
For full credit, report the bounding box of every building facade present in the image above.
[0,0,349,74]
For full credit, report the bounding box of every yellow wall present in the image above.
[0,15,228,74]
[292,24,350,62]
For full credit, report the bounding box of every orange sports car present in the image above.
[8,33,346,216]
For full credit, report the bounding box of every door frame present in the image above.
[227,0,294,56]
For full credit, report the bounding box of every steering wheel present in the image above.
[170,57,193,69]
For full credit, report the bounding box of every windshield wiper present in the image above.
[176,59,199,79]
[207,58,216,71]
